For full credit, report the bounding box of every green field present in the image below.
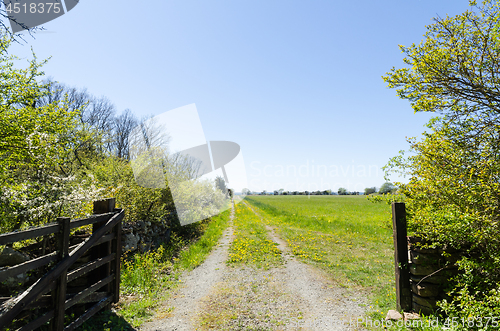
[245,195,396,317]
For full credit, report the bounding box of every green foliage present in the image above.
[366,192,405,205]
[383,0,500,122]
[91,157,177,227]
[378,182,396,194]
[215,175,227,195]
[119,243,179,327]
[0,35,100,231]
[383,0,500,321]
[364,187,376,195]
[86,154,226,229]
[439,284,500,330]
[121,245,173,297]
[384,118,500,251]
[170,178,227,225]
[337,187,347,195]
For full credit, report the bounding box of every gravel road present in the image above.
[140,202,367,330]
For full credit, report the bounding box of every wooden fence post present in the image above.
[53,217,70,331]
[392,202,411,312]
[92,198,115,311]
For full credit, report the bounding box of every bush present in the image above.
[364,187,376,195]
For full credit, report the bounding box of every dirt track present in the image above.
[140,202,367,330]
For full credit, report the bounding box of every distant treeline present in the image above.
[242,182,396,197]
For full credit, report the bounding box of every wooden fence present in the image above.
[0,198,124,331]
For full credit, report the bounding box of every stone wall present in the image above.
[408,237,462,315]
[122,220,171,254]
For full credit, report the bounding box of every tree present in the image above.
[383,0,500,137]
[337,187,347,195]
[278,188,284,195]
[383,0,500,319]
[364,187,376,195]
[215,176,227,195]
[0,8,44,43]
[378,182,395,194]
[382,0,500,241]
[113,109,138,160]
[241,188,250,195]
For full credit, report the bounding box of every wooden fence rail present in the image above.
[0,198,124,331]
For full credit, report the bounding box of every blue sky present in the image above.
[7,0,471,192]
